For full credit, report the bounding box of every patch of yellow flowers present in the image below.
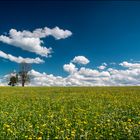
[0,87,140,139]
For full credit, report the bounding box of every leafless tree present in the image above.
[18,62,31,87]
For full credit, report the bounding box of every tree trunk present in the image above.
[22,81,25,87]
[22,75,25,87]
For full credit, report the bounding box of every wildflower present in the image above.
[94,127,96,130]
[125,127,128,130]
[60,130,64,133]
[37,137,42,140]
[83,121,87,124]
[56,126,60,130]
[54,136,58,139]
[112,129,115,132]
[128,130,131,133]
[97,124,100,127]
[7,128,12,133]
[67,123,71,127]
[107,119,110,123]
[30,124,33,128]
[109,133,112,136]
[71,131,75,137]
[128,119,131,122]
[39,131,43,135]
[4,124,10,128]
[71,131,75,134]
[42,124,46,127]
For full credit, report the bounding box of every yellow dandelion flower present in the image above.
[109,133,112,136]
[128,119,131,122]
[29,125,32,129]
[107,119,110,123]
[94,127,96,130]
[54,136,58,139]
[42,124,46,127]
[7,128,11,132]
[37,137,42,140]
[4,124,10,128]
[112,129,115,132]
[40,132,43,135]
[83,121,87,124]
[125,127,128,130]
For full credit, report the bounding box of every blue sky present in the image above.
[0,1,140,86]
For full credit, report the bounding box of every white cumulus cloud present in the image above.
[0,27,72,57]
[120,61,140,69]
[28,69,66,86]
[0,56,140,86]
[72,56,90,65]
[63,63,78,74]
[25,61,140,86]
[98,63,107,70]
[0,50,44,64]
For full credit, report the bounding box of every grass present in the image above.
[0,87,140,139]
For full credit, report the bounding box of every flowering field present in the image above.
[0,87,140,139]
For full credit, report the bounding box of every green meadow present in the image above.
[0,87,140,139]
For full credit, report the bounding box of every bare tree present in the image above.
[18,62,31,87]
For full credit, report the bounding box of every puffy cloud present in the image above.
[63,63,78,74]
[72,56,90,65]
[8,27,72,40]
[45,27,72,40]
[28,69,66,86]
[98,63,107,70]
[0,74,11,86]
[79,67,110,77]
[98,65,106,70]
[27,63,140,86]
[0,30,51,57]
[120,61,140,69]
[0,27,72,57]
[0,60,140,86]
[0,50,44,64]
[108,68,140,86]
[25,61,140,86]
